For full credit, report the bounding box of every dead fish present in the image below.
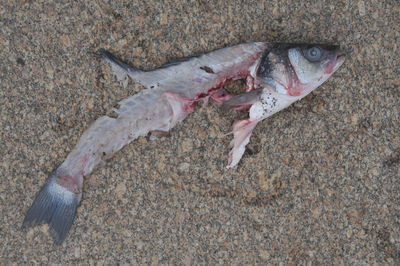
[22,42,345,243]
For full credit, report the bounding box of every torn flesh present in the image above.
[23,41,344,243]
[23,42,269,243]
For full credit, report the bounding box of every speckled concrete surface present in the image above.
[1,0,399,264]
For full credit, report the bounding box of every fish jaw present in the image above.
[226,43,345,168]
[325,54,345,75]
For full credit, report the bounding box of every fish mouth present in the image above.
[325,49,345,74]
[334,53,345,70]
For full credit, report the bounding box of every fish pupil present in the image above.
[310,49,317,56]
[308,47,321,58]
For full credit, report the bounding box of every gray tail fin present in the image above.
[22,173,80,244]
[99,49,143,88]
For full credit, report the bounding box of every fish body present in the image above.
[23,42,344,243]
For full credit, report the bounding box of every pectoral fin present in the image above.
[222,89,262,110]
[227,119,259,168]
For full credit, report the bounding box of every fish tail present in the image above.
[22,172,81,244]
[99,49,143,87]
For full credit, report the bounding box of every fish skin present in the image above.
[22,42,344,243]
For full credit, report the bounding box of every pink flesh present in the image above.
[62,71,253,183]
[151,69,258,169]
[245,76,256,92]
[58,154,89,192]
[59,44,267,183]
[188,70,251,105]
[164,92,197,113]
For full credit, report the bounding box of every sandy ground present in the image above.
[1,0,399,264]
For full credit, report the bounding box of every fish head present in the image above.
[256,43,345,97]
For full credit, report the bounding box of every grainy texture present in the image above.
[1,0,399,264]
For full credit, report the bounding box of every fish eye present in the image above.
[305,47,322,62]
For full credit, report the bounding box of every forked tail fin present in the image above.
[22,172,81,244]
